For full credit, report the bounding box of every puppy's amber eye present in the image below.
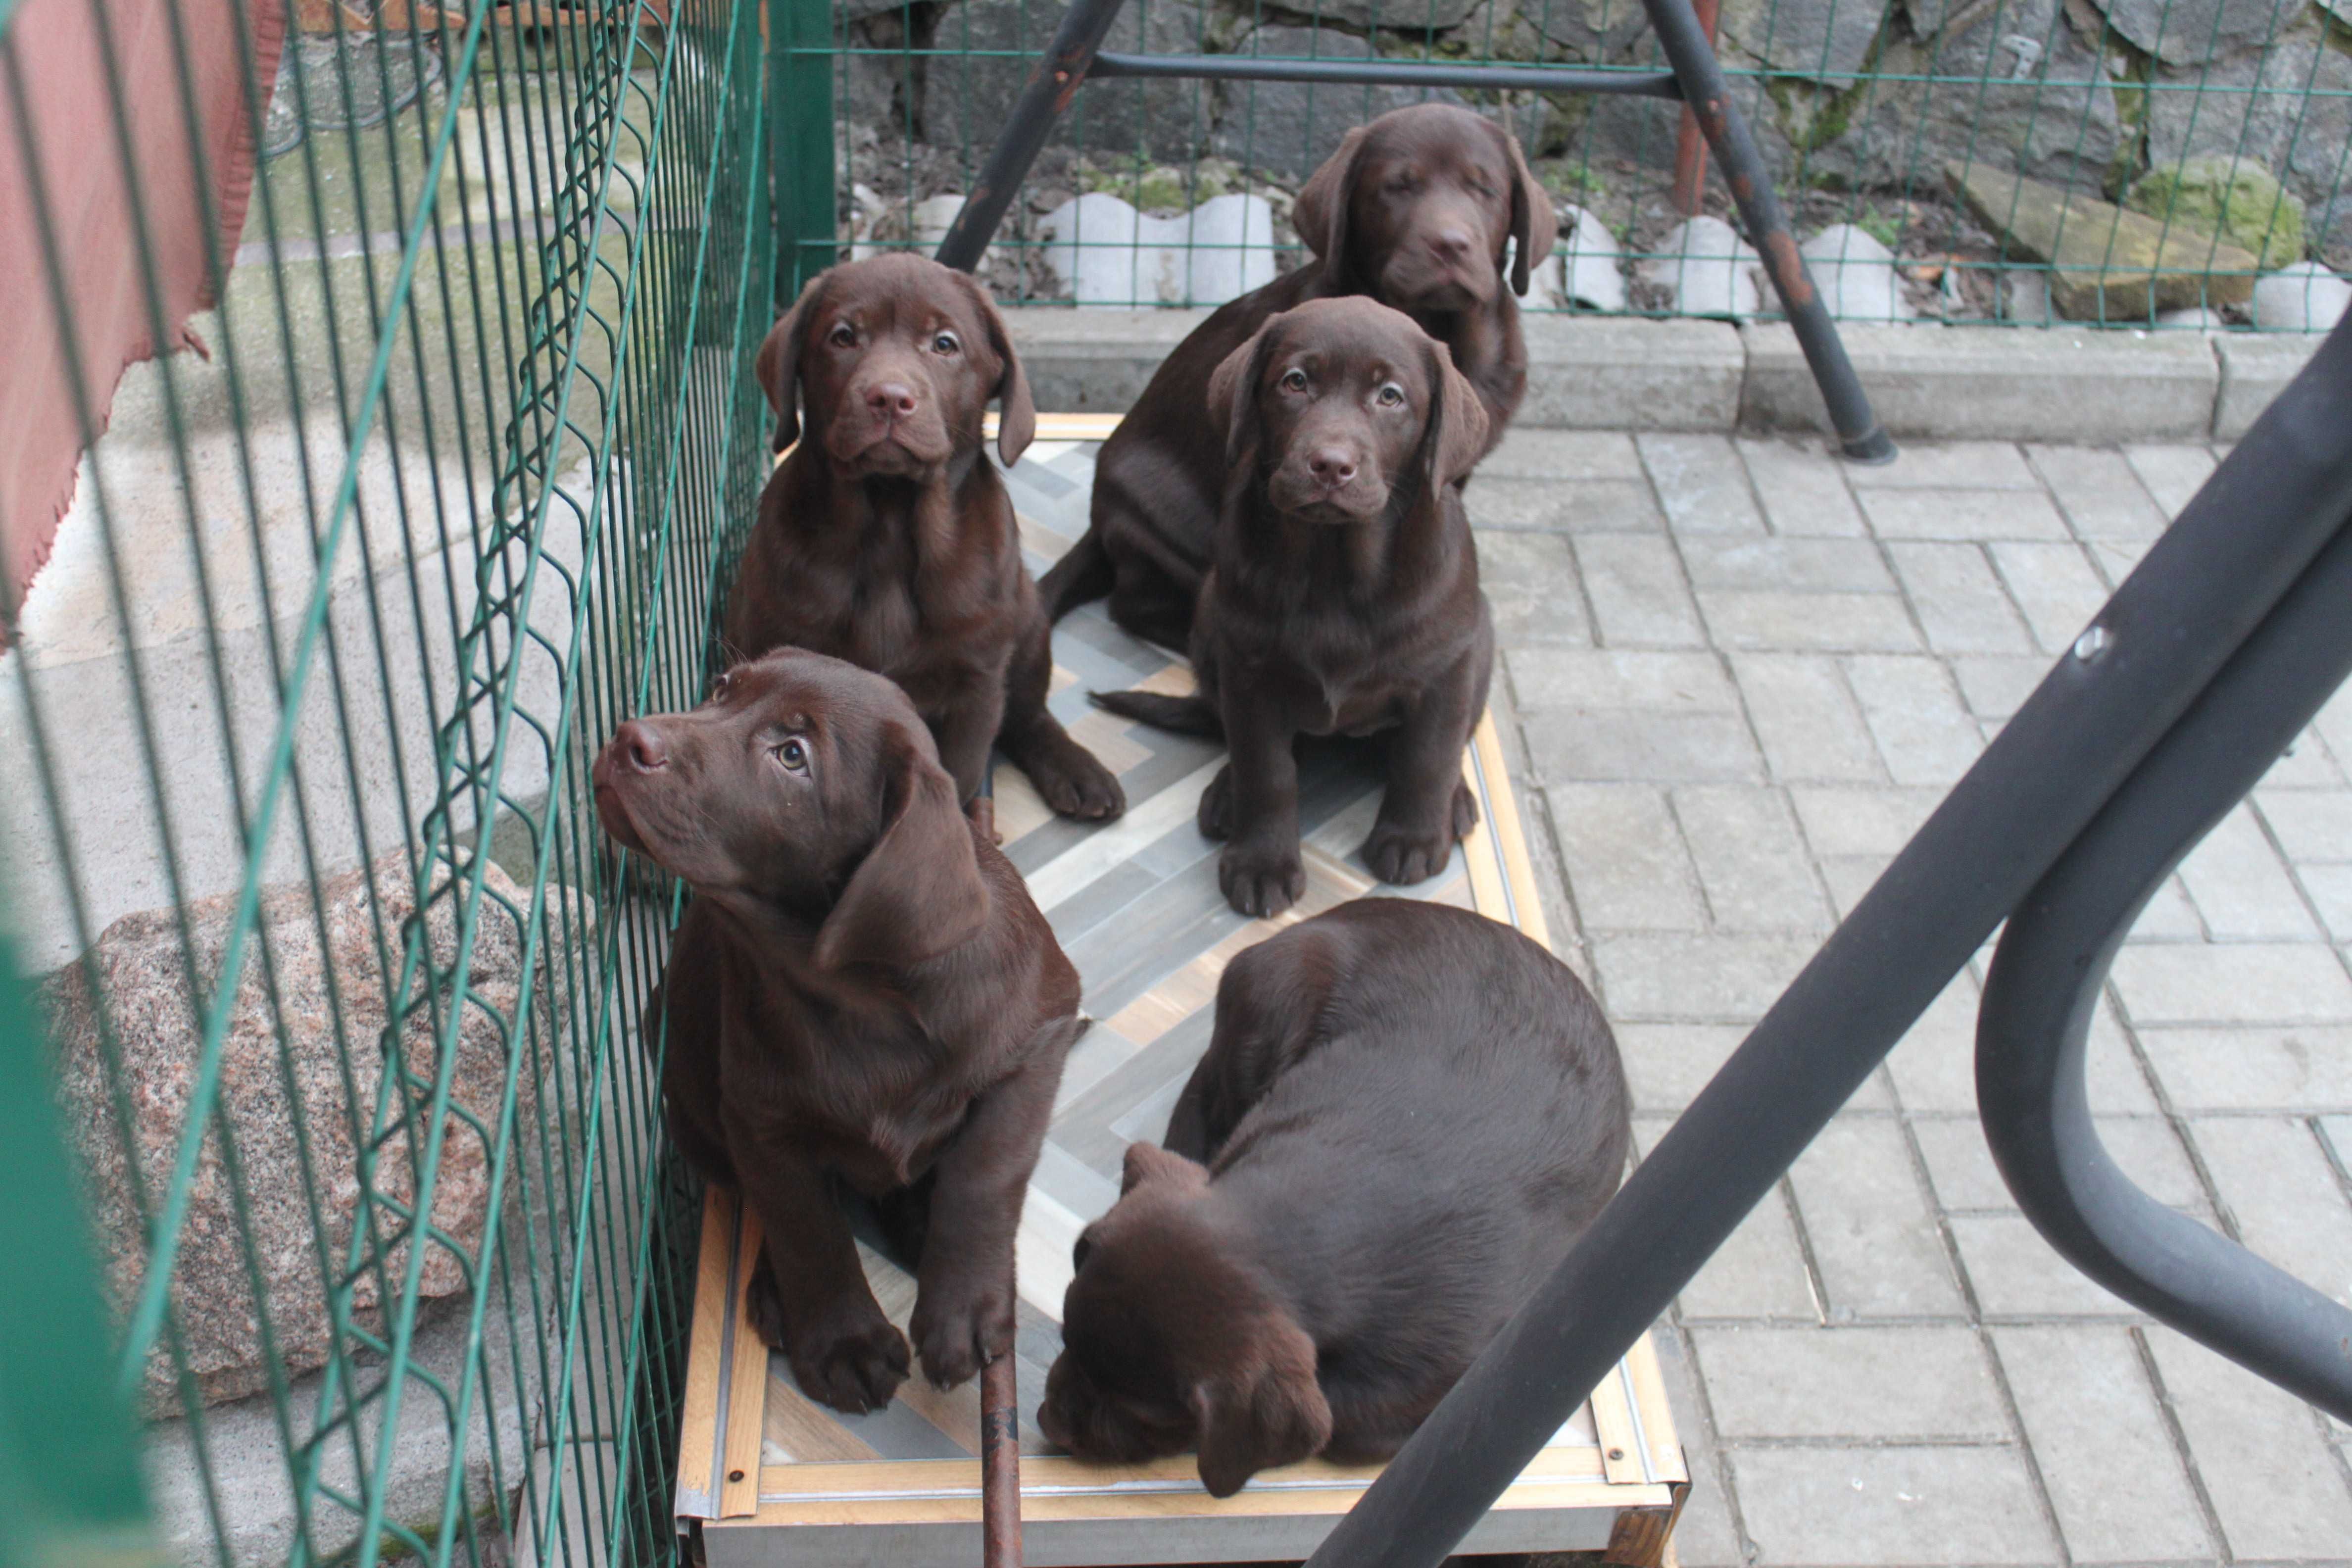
[1376,383,1406,408]
[776,737,809,772]
[932,331,961,355]
[828,323,857,349]
[1279,368,1309,393]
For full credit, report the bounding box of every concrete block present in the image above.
[2176,803,2319,940]
[1646,1329,1751,1568]
[2254,785,2352,863]
[1740,323,2218,444]
[1635,433,1766,536]
[2138,1025,2352,1112]
[1476,532,1591,648]
[2122,441,2217,519]
[1466,475,1666,534]
[1695,590,1922,653]
[2024,444,2170,542]
[1590,932,1820,1022]
[2145,1324,2352,1560]
[1681,536,1894,593]
[1521,709,1764,784]
[1886,541,2035,655]
[1002,308,1205,413]
[1545,784,1707,933]
[1952,655,2055,721]
[1845,438,2042,491]
[1674,785,1834,933]
[1788,785,1943,859]
[1735,435,1869,536]
[1518,315,1744,430]
[1842,655,1986,786]
[1951,1213,2143,1317]
[2215,331,2322,439]
[1572,534,1706,647]
[2110,941,2352,1025]
[1506,648,1736,712]
[1732,654,1885,784]
[1789,1115,1965,1319]
[1729,1445,2059,1566]
[1858,487,2073,541]
[1674,1187,1823,1322]
[1988,541,2110,655]
[1692,1324,2007,1440]
[2191,1115,2352,1306]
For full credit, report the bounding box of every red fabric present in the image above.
[0,0,287,621]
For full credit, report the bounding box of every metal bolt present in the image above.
[2073,624,2112,663]
[728,1469,745,1483]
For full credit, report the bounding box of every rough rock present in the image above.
[2128,154,2305,269]
[1210,26,1463,179]
[1801,222,1916,321]
[1292,0,1477,30]
[1640,216,1762,319]
[931,0,1210,163]
[2156,304,2229,327]
[1719,0,1889,82]
[2092,0,2301,65]
[45,851,557,1414]
[2002,268,2053,323]
[1952,161,2258,318]
[1531,202,1627,311]
[2250,260,2352,331]
[1531,0,1653,59]
[2144,41,2352,259]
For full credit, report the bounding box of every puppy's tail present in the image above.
[1037,529,1113,624]
[1088,687,1224,737]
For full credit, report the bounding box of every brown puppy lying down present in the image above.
[1038,899,1631,1497]
[728,251,1124,821]
[593,648,1084,1412]
[1094,296,1494,917]
[1040,103,1555,650]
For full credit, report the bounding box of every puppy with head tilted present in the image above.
[1037,899,1631,1497]
[1094,295,1495,919]
[593,649,1084,1413]
[1040,103,1556,650]
[728,251,1123,822]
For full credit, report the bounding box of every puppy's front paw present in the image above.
[777,1294,911,1414]
[910,1271,1014,1390]
[1197,766,1233,840]
[1362,818,1458,886]
[1025,744,1127,822]
[1221,838,1305,918]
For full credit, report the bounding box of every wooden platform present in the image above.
[675,423,1687,1567]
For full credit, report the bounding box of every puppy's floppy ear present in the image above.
[756,274,827,454]
[1494,120,1558,298]
[1120,1140,1209,1197]
[1291,124,1369,282]
[1190,1314,1333,1498]
[951,268,1037,467]
[1421,338,1490,488]
[1206,319,1281,471]
[815,723,990,970]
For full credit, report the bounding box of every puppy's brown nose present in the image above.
[866,382,919,421]
[611,720,670,772]
[1431,227,1474,262]
[1308,448,1358,489]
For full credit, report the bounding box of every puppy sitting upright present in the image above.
[593,649,1084,1412]
[1095,296,1494,918]
[727,252,1124,821]
[1038,899,1631,1496]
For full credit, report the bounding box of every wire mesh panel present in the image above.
[0,1,774,1563]
[805,0,2352,326]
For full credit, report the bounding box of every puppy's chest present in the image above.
[1233,613,1431,735]
[734,1025,989,1194]
[770,542,1011,693]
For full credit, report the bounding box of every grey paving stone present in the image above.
[1481,427,1644,481]
[1638,432,1767,537]
[1888,980,2156,1117]
[1858,486,2074,542]
[2119,873,2210,943]
[1913,1115,2205,1214]
[1506,647,1736,712]
[1475,531,1592,648]
[2310,685,2352,789]
[1465,475,1666,534]
[1590,932,1820,1022]
[1521,708,1765,784]
[1818,854,1892,920]
[1679,535,1895,593]
[2123,443,2218,519]
[1648,1326,1751,1568]
[1732,654,1885,784]
[1736,435,1868,537]
[1694,589,1923,654]
[1692,1324,2007,1440]
[1789,1115,1965,1320]
[2144,1323,2352,1561]
[2109,941,2352,1026]
[2085,537,2148,588]
[1886,541,2035,655]
[2191,1115,2352,1307]
[1617,1022,1749,1111]
[1991,1325,2216,1565]
[1729,1445,2060,1567]
[1788,785,1943,859]
[1986,540,2111,655]
[1674,1185,1823,1323]
[1845,441,2042,491]
[2024,444,2169,542]
[2176,803,2320,940]
[2258,727,2347,789]
[2255,786,2352,864]
[2300,865,2352,940]
[1574,533,1706,647]
[1951,655,2053,721]
[1950,1214,2143,1318]
[1843,656,1985,786]
[1674,786,1833,933]
[1546,783,1707,933]
[2139,1025,2352,1112]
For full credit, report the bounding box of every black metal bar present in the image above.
[936,0,1130,272]
[1300,312,2352,1568]
[1636,0,1894,462]
[1978,522,2352,1422]
[1086,51,1682,97]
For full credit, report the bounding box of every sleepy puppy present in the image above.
[1037,899,1631,1497]
[728,252,1124,821]
[593,648,1084,1413]
[1040,103,1555,650]
[1094,297,1494,918]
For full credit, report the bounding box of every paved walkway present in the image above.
[1467,432,2352,1568]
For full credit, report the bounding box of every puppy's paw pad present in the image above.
[1197,767,1234,841]
[1220,842,1305,918]
[911,1279,1013,1390]
[1363,823,1455,887]
[788,1313,911,1415]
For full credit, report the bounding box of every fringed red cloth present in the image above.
[0,0,287,626]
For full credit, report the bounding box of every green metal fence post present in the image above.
[775,0,835,301]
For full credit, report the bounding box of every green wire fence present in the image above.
[798,0,2352,326]
[0,1,775,1563]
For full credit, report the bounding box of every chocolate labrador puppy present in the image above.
[593,648,1084,1412]
[728,252,1124,821]
[1094,297,1494,918]
[1037,899,1631,1497]
[1040,103,1555,649]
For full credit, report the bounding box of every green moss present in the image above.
[2127,154,2307,268]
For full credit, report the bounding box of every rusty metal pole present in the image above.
[980,1324,1023,1568]
[1668,0,1721,215]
